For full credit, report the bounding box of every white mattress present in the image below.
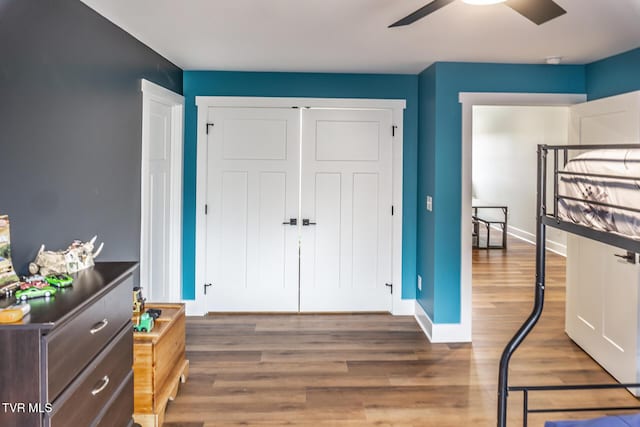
[558,148,640,239]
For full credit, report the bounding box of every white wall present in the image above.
[472,105,569,254]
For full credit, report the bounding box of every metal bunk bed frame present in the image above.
[497,143,640,427]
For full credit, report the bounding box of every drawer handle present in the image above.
[90,319,109,335]
[91,375,110,396]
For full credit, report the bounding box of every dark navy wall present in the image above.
[182,71,418,300]
[0,0,182,274]
[417,62,586,323]
[586,47,640,100]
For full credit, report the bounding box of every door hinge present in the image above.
[205,204,208,215]
[392,125,397,137]
[206,123,215,135]
[385,283,393,294]
[391,205,394,216]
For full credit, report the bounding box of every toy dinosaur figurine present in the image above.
[28,236,104,276]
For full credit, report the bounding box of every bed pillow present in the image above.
[545,413,640,427]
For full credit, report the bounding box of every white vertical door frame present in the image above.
[455,92,586,343]
[140,79,185,301]
[192,96,408,316]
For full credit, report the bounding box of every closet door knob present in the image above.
[302,219,316,226]
[282,218,297,226]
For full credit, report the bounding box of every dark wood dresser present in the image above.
[0,262,138,427]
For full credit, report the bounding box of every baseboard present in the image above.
[183,299,206,316]
[392,298,416,315]
[184,299,415,317]
[414,301,433,340]
[414,301,471,343]
[507,225,566,257]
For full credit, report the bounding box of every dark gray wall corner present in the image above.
[0,0,183,274]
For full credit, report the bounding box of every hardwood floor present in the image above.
[163,237,639,426]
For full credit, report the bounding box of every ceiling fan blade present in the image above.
[389,0,456,28]
[504,0,566,25]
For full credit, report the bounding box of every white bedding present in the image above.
[557,149,640,239]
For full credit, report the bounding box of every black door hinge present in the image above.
[391,205,394,216]
[385,283,393,294]
[205,204,208,215]
[392,125,397,137]
[206,123,215,134]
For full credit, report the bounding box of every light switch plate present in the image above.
[426,196,433,212]
[418,275,422,291]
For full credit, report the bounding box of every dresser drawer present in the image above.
[94,373,134,427]
[101,275,134,348]
[45,276,133,400]
[47,325,132,427]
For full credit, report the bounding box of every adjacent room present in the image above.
[1,0,640,426]
[472,105,569,252]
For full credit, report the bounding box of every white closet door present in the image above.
[565,91,640,389]
[145,99,173,302]
[204,107,300,311]
[299,109,393,312]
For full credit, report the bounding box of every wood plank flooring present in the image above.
[163,237,639,426]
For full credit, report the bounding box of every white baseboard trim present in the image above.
[507,225,566,257]
[414,301,471,343]
[393,298,416,315]
[414,301,433,340]
[184,300,206,316]
[184,299,415,317]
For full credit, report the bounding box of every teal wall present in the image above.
[416,62,586,323]
[417,65,436,318]
[180,46,638,321]
[182,71,419,300]
[586,47,640,100]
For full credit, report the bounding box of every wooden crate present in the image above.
[133,303,189,427]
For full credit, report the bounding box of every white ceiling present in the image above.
[80,0,640,74]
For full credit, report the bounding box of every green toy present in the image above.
[16,285,57,301]
[133,312,154,333]
[45,273,73,288]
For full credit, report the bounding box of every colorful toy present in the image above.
[15,285,57,301]
[133,312,154,332]
[132,286,145,315]
[19,279,49,290]
[146,308,162,320]
[28,236,104,276]
[0,215,20,298]
[45,273,73,288]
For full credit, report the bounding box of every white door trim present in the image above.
[193,96,408,316]
[454,92,586,343]
[140,79,185,301]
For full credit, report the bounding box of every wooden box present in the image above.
[133,303,189,427]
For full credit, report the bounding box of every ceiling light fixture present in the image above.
[462,0,507,5]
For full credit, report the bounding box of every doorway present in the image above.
[194,97,406,313]
[457,92,587,342]
[472,104,570,253]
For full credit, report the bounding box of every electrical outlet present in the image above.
[426,196,433,212]
[417,275,422,291]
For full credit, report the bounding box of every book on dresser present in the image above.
[0,262,138,427]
